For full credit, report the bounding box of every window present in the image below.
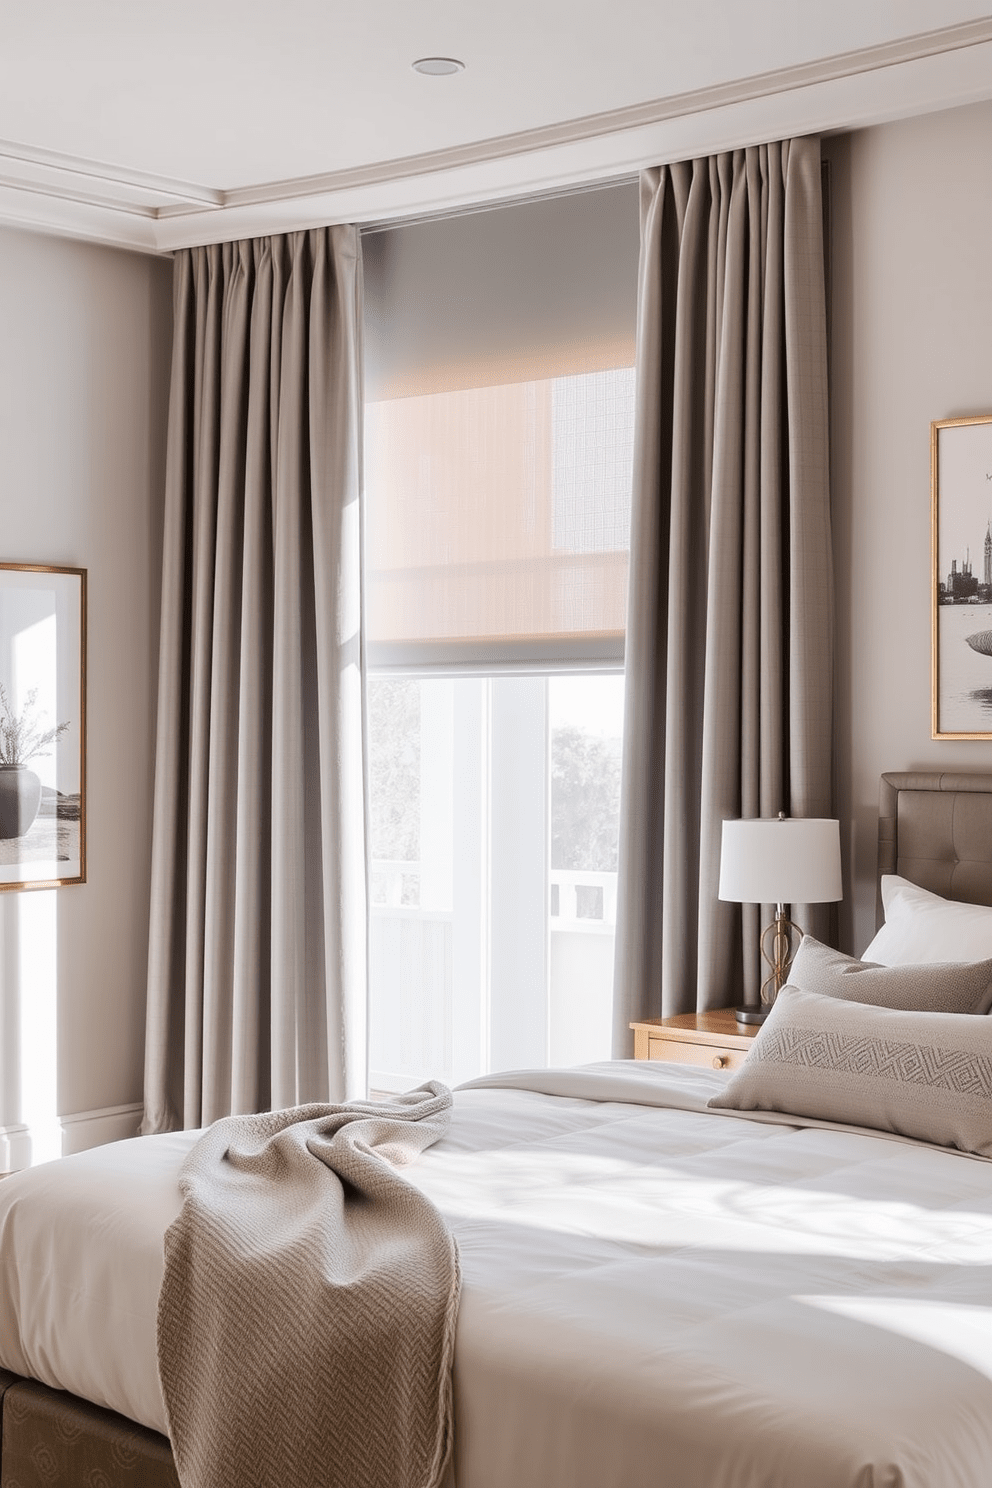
[363,185,638,1089]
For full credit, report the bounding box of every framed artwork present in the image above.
[932,415,992,739]
[0,563,85,888]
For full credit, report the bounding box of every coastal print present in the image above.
[934,417,992,737]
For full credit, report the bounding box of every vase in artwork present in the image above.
[0,764,42,839]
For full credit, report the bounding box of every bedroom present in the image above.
[0,6,991,1486]
[0,5,987,1164]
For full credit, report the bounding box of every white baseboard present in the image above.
[0,1123,31,1173]
[1,1102,143,1171]
[60,1103,143,1156]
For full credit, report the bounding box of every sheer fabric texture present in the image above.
[142,227,367,1132]
[614,138,833,1045]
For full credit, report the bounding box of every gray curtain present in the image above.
[142,226,367,1133]
[613,138,832,1049]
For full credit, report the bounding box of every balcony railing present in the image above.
[371,861,616,930]
[369,860,617,1088]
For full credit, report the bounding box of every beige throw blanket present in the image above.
[157,1083,460,1488]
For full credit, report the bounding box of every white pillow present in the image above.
[863,875,992,966]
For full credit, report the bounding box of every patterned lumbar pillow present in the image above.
[708,984,992,1157]
[789,935,992,1014]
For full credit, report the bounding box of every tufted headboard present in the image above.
[877,772,992,926]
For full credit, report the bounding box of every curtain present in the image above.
[613,138,832,1048]
[142,226,367,1133]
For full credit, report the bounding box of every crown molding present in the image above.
[0,15,990,256]
[218,15,992,212]
[0,178,161,253]
[0,140,220,208]
[0,140,219,253]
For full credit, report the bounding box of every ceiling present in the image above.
[2,0,991,254]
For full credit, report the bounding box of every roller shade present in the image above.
[362,185,639,669]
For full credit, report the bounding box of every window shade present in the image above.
[362,184,639,669]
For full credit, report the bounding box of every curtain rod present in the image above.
[358,173,638,238]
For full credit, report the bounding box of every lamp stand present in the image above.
[735,903,804,1028]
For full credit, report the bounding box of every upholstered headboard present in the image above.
[878,771,992,925]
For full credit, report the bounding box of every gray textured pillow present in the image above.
[789,935,992,1015]
[708,984,992,1157]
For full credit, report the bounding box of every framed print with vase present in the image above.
[933,414,992,739]
[0,563,85,888]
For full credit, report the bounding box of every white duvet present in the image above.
[4,1060,992,1487]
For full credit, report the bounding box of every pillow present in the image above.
[864,875,992,967]
[789,934,992,1014]
[707,984,992,1157]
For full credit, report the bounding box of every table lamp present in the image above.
[718,813,842,1027]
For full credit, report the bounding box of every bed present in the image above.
[4,768,992,1488]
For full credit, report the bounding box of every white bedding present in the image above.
[4,1060,992,1487]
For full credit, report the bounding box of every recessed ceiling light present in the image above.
[412,57,465,76]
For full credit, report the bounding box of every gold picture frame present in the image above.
[0,563,86,889]
[932,415,992,740]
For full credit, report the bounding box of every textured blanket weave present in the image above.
[156,1083,460,1488]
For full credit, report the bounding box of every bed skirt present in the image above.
[0,1369,178,1488]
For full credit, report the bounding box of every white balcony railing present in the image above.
[371,861,616,930]
[370,861,425,911]
[369,860,617,1088]
[549,868,617,932]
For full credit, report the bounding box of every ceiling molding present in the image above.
[153,28,992,253]
[0,15,990,255]
[0,140,221,209]
[218,15,992,211]
[0,179,160,254]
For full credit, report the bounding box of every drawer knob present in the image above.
[712,1054,730,1070]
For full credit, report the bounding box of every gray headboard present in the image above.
[878,771,992,925]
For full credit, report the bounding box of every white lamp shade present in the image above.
[718,817,842,906]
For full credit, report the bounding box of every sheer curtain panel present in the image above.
[614,139,833,1047]
[142,227,366,1133]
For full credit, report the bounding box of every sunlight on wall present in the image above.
[18,889,59,1164]
[10,611,60,1162]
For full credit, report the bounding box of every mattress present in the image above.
[4,1060,992,1488]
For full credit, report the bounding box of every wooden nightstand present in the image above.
[629,1010,760,1071]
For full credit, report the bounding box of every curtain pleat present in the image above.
[613,138,832,1046]
[142,227,366,1132]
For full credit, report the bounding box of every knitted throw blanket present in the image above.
[157,1083,460,1488]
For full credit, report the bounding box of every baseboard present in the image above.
[0,1103,143,1170]
[0,1123,31,1173]
[60,1103,143,1156]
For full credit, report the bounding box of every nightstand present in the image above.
[629,1010,760,1071]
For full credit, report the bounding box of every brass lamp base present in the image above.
[761,907,803,1002]
[736,907,805,1029]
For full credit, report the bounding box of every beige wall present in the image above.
[0,227,171,1165]
[826,101,992,958]
[1,105,989,1154]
